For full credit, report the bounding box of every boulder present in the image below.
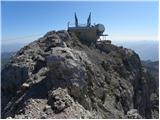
[48,88,73,113]
[126,109,142,119]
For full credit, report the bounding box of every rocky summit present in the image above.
[1,30,159,119]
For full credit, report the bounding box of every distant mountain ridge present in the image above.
[1,52,15,70]
[113,40,159,61]
[2,40,158,61]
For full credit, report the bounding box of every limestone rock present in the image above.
[21,83,30,90]
[1,30,158,119]
[48,88,74,113]
[127,109,142,119]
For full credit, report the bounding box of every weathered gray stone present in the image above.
[21,83,30,90]
[127,109,142,119]
[1,30,158,119]
[48,88,74,113]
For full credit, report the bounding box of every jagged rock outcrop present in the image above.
[126,109,142,119]
[1,30,159,118]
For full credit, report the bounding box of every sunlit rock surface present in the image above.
[1,30,158,119]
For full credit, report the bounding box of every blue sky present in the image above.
[1,1,159,44]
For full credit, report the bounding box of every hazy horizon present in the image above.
[1,1,159,61]
[2,39,159,61]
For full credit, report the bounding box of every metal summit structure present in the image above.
[68,12,108,45]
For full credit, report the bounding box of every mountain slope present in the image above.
[142,60,159,85]
[1,52,15,70]
[1,30,158,119]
